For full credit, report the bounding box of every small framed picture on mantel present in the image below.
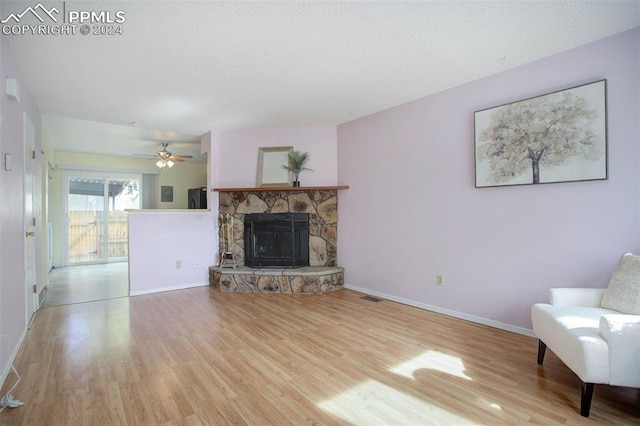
[257,146,293,187]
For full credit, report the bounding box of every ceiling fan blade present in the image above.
[170,154,193,159]
[169,157,185,162]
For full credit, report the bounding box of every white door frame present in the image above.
[24,112,37,322]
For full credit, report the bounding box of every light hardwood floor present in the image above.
[1,287,638,425]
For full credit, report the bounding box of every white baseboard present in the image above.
[344,283,536,338]
[1,327,28,390]
[129,281,209,296]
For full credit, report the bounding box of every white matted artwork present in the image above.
[257,146,293,187]
[474,80,607,188]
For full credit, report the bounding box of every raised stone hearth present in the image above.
[209,266,344,293]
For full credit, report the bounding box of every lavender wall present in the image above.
[0,35,43,380]
[215,126,338,187]
[128,211,216,295]
[337,28,640,332]
[205,126,339,265]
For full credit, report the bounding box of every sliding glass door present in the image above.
[65,172,141,265]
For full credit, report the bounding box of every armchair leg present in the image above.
[536,340,547,365]
[580,382,595,417]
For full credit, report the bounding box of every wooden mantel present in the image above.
[213,185,349,192]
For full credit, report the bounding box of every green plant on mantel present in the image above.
[282,150,313,186]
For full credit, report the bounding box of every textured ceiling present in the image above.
[3,1,640,158]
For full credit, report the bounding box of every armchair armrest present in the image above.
[548,288,606,307]
[599,314,640,387]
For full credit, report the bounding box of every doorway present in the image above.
[43,172,140,307]
[63,172,140,265]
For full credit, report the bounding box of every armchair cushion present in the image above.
[601,253,640,314]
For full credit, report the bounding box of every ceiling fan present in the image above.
[146,143,193,168]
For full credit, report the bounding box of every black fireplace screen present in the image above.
[244,213,309,268]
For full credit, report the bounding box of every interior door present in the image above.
[24,112,37,321]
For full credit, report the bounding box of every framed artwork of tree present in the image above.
[474,80,607,188]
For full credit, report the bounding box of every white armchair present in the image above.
[531,254,640,417]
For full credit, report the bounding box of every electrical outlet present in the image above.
[436,274,444,286]
[176,260,182,269]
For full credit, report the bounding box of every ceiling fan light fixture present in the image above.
[152,143,192,168]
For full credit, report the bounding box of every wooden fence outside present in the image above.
[68,210,128,263]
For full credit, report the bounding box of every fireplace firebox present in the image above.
[244,213,309,268]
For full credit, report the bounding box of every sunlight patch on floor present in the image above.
[390,350,472,381]
[318,379,475,425]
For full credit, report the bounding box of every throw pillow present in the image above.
[601,253,640,314]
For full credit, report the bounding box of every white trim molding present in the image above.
[0,327,28,391]
[344,283,536,338]
[129,282,209,297]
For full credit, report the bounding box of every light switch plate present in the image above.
[5,78,20,102]
[4,154,14,171]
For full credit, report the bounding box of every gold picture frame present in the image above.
[257,146,293,187]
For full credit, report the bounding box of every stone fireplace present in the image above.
[209,186,348,294]
[218,189,339,267]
